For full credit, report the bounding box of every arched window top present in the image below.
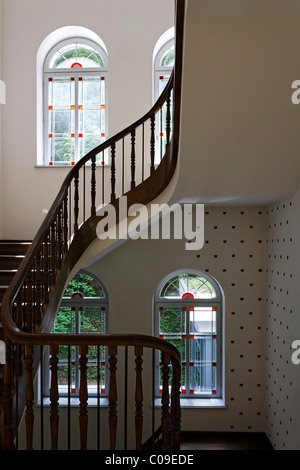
[63,271,107,299]
[160,44,175,68]
[157,271,221,301]
[45,38,108,72]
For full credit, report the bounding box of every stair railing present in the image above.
[1,0,185,451]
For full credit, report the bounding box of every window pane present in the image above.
[64,273,105,298]
[48,77,75,164]
[189,307,217,395]
[159,306,186,391]
[80,307,107,394]
[160,273,217,299]
[51,44,105,69]
[160,47,175,67]
[78,77,105,160]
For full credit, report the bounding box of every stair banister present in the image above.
[1,0,186,451]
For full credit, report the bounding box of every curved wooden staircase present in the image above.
[0,0,185,451]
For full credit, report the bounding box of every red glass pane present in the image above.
[182,293,194,299]
[71,62,82,68]
[49,106,53,110]
[49,134,53,138]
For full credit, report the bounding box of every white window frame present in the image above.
[154,270,224,400]
[43,38,108,166]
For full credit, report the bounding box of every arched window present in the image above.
[43,38,108,166]
[154,270,223,399]
[44,271,108,397]
[153,30,175,164]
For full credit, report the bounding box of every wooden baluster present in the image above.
[63,194,68,254]
[161,352,170,450]
[43,232,50,305]
[24,345,34,450]
[108,345,117,450]
[91,154,96,216]
[3,340,13,449]
[166,92,171,147]
[135,346,143,450]
[35,249,42,328]
[131,129,136,189]
[49,345,59,450]
[110,143,116,202]
[79,345,88,450]
[170,358,181,450]
[74,171,79,234]
[50,221,57,287]
[15,290,23,332]
[124,346,128,450]
[25,271,33,333]
[56,205,63,270]
[150,115,155,175]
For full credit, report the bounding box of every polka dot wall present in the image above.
[92,199,300,446]
[266,189,300,450]
[181,206,267,433]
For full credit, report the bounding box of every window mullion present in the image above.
[74,76,79,163]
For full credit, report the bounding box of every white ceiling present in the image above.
[187,0,300,18]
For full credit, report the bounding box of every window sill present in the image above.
[39,397,109,407]
[154,398,226,409]
[34,164,110,168]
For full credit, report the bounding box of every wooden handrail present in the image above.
[1,0,186,451]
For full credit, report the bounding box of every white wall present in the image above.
[173,9,300,206]
[1,0,173,239]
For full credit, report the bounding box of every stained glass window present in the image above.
[44,38,108,166]
[45,271,108,398]
[155,271,223,399]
